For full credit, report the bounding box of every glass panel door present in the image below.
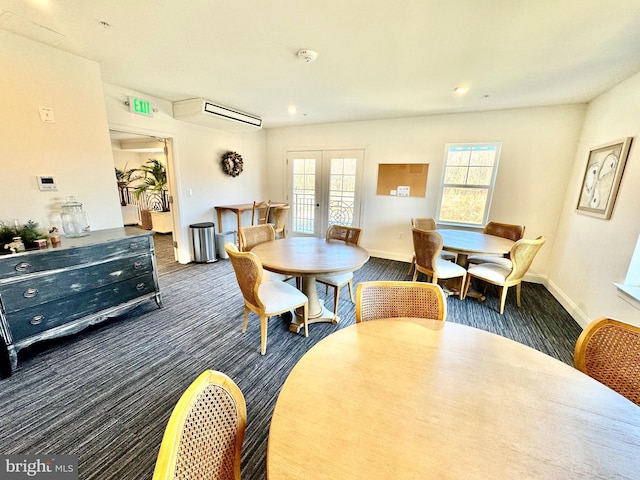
[287,149,364,237]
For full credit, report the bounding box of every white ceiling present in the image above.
[3,0,640,129]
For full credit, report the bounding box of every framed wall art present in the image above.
[576,137,632,219]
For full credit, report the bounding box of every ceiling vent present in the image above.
[173,98,262,132]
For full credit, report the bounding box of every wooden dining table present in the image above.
[437,228,515,299]
[251,237,369,332]
[267,319,640,479]
[438,228,514,267]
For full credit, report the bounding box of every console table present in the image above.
[0,228,162,378]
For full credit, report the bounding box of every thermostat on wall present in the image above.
[37,176,58,191]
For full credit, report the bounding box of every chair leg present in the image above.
[458,275,466,300]
[516,282,522,307]
[260,315,268,355]
[462,275,471,299]
[412,270,418,282]
[333,285,341,316]
[302,302,309,337]
[242,306,249,333]
[347,280,355,303]
[407,254,416,275]
[499,287,508,314]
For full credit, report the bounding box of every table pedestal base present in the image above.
[289,276,340,333]
[291,300,339,333]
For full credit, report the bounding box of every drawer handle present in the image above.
[136,282,146,291]
[23,288,39,298]
[15,262,33,272]
[129,242,139,250]
[30,315,44,325]
[133,261,145,270]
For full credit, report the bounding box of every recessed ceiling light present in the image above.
[453,85,469,94]
[288,105,297,114]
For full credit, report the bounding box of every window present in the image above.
[437,143,501,227]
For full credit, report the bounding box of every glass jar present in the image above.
[60,196,90,237]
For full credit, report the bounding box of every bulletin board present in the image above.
[376,163,429,197]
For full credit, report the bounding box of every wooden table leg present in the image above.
[216,209,223,232]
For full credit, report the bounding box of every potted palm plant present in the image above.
[134,159,171,233]
[114,164,137,206]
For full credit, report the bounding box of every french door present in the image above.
[286,149,364,237]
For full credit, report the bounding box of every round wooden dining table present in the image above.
[437,228,515,300]
[251,237,369,332]
[267,319,640,479]
[437,228,514,268]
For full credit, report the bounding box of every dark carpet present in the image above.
[0,234,583,479]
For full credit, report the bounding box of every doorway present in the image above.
[286,149,364,237]
[110,129,177,266]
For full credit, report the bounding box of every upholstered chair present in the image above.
[238,224,289,283]
[406,217,455,275]
[271,204,290,239]
[356,281,447,323]
[225,242,308,354]
[463,236,545,314]
[574,317,640,406]
[152,370,246,480]
[467,222,526,268]
[315,225,363,317]
[411,228,467,299]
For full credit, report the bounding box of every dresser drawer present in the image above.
[6,274,157,342]
[0,253,153,313]
[0,236,151,280]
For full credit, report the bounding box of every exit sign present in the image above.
[128,96,153,116]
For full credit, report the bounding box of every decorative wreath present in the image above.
[221,151,244,177]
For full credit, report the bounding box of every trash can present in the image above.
[216,231,237,259]
[190,222,217,263]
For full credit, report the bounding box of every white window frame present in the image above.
[436,142,502,227]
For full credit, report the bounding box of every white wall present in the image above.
[103,83,267,263]
[548,72,640,327]
[0,31,121,232]
[266,105,586,280]
[0,32,268,264]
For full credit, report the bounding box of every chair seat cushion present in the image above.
[467,263,511,283]
[435,258,466,278]
[262,270,290,283]
[316,271,353,287]
[259,281,307,314]
[467,255,513,269]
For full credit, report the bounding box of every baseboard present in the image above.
[368,250,589,329]
[543,278,590,328]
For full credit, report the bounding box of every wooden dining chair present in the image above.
[355,280,447,323]
[251,200,271,225]
[406,218,456,275]
[574,317,640,406]
[238,224,275,252]
[271,204,290,239]
[225,242,308,355]
[411,228,467,299]
[467,222,526,267]
[238,224,290,283]
[152,370,246,480]
[463,236,545,314]
[316,225,363,318]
